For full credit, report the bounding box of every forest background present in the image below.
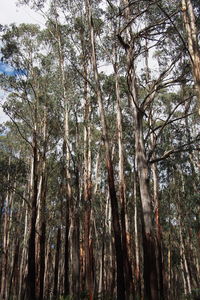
[0,0,200,300]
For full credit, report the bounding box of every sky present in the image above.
[0,0,45,124]
[0,0,45,27]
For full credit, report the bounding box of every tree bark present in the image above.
[150,129,164,299]
[26,128,38,300]
[114,59,134,299]
[53,227,61,299]
[85,1,125,298]
[55,15,71,297]
[1,158,11,300]
[121,1,159,297]
[181,0,200,114]
[81,31,94,300]
[8,240,19,300]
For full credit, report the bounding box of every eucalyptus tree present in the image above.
[1,23,63,300]
[84,1,128,299]
[113,0,199,298]
[1,0,200,299]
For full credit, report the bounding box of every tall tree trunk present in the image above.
[150,129,164,299]
[120,1,159,297]
[55,15,71,297]
[8,239,19,300]
[133,169,141,298]
[53,227,61,299]
[79,25,94,299]
[179,223,192,295]
[134,111,159,300]
[63,114,71,298]
[18,194,29,300]
[71,215,80,299]
[38,105,48,300]
[1,157,11,300]
[83,68,94,300]
[71,127,81,299]
[26,128,38,300]
[85,0,125,298]
[98,224,105,298]
[181,0,200,114]
[114,60,134,299]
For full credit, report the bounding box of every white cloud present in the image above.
[0,91,9,123]
[0,0,46,27]
[0,106,9,123]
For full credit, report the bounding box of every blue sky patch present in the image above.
[0,62,27,76]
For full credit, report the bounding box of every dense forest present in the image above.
[0,0,200,299]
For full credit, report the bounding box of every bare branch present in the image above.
[150,143,200,164]
[5,113,33,149]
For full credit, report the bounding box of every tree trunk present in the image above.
[121,0,159,296]
[38,106,48,300]
[181,0,200,114]
[18,196,29,300]
[71,215,80,299]
[81,33,94,300]
[114,60,134,299]
[8,240,19,300]
[55,16,71,297]
[53,227,61,299]
[133,170,141,298]
[26,130,38,300]
[134,113,158,300]
[1,158,11,300]
[85,1,125,298]
[150,130,164,299]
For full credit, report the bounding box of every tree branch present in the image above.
[150,144,200,164]
[5,113,33,149]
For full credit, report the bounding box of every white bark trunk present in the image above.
[182,0,200,114]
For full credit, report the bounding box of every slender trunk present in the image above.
[85,1,125,298]
[63,170,70,297]
[55,16,71,297]
[114,61,134,299]
[35,161,46,300]
[150,149,164,299]
[26,129,38,300]
[38,105,48,300]
[133,170,141,298]
[71,216,80,299]
[98,225,105,298]
[53,227,61,298]
[81,36,94,299]
[179,221,192,295]
[167,232,171,300]
[1,158,11,300]
[181,0,200,114]
[44,240,51,300]
[39,221,46,300]
[19,194,29,300]
[71,127,81,299]
[8,240,19,300]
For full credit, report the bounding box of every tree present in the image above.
[0,1,200,299]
